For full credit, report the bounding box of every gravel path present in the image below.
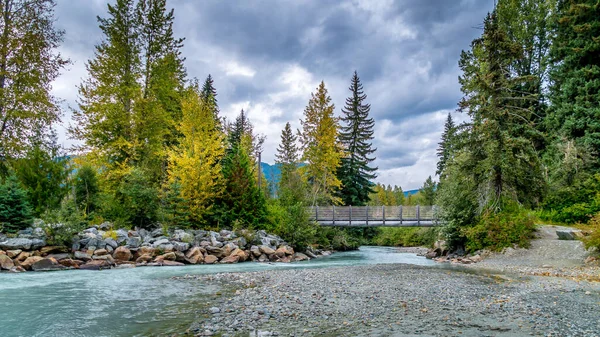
[181,263,600,337]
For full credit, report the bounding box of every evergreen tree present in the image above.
[420,176,436,206]
[337,71,377,206]
[74,165,100,216]
[167,84,224,224]
[201,74,221,128]
[275,122,299,185]
[0,0,68,163]
[227,109,264,160]
[436,113,456,178]
[299,81,344,205]
[0,173,32,233]
[547,0,600,162]
[13,130,68,216]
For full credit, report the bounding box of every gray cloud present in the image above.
[51,0,494,190]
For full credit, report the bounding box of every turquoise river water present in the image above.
[0,246,435,337]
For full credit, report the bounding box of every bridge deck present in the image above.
[309,205,440,227]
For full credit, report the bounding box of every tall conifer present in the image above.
[336,71,377,206]
[436,113,456,178]
[275,122,299,184]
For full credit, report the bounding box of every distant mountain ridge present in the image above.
[260,162,420,196]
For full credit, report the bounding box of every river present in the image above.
[0,246,435,337]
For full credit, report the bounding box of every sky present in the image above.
[51,0,495,191]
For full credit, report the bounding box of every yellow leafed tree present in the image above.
[167,84,224,224]
[299,81,344,205]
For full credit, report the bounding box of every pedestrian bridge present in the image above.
[309,205,440,227]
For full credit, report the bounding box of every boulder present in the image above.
[59,259,81,268]
[206,246,224,257]
[15,251,31,262]
[31,257,65,271]
[40,246,68,256]
[92,255,115,265]
[281,245,294,255]
[115,229,129,244]
[161,260,185,267]
[259,245,276,255]
[135,254,153,263]
[80,260,111,270]
[172,230,194,243]
[154,252,176,263]
[258,254,269,262]
[126,237,142,248]
[136,246,157,258]
[173,242,190,252]
[93,248,108,256]
[278,256,292,263]
[556,229,585,240]
[210,236,223,248]
[105,238,118,249]
[113,246,132,261]
[293,253,310,261]
[10,266,26,273]
[230,248,248,262]
[0,255,15,270]
[20,256,43,270]
[220,255,240,264]
[274,247,287,258]
[199,240,211,247]
[222,243,237,256]
[233,237,247,249]
[6,250,22,259]
[156,243,174,253]
[74,251,92,261]
[425,250,438,259]
[152,238,170,247]
[250,245,261,257]
[304,250,318,259]
[184,247,204,264]
[0,238,33,250]
[47,253,70,261]
[204,254,218,264]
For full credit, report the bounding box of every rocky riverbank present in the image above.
[180,263,600,337]
[0,225,330,273]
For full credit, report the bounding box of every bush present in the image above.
[74,165,99,216]
[462,207,536,252]
[583,213,600,252]
[41,198,86,246]
[315,227,359,251]
[0,173,33,233]
[372,227,437,247]
[266,199,318,251]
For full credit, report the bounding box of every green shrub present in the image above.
[266,199,318,251]
[583,213,600,252]
[463,207,536,252]
[315,227,359,251]
[0,173,33,233]
[372,227,437,247]
[74,165,100,216]
[42,198,86,246]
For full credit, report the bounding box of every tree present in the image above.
[299,81,344,205]
[166,84,224,224]
[74,165,100,216]
[337,71,377,206]
[201,74,221,128]
[436,113,456,178]
[420,176,436,206]
[13,130,68,216]
[0,0,68,163]
[275,122,299,185]
[0,172,32,233]
[71,0,142,170]
[547,0,600,162]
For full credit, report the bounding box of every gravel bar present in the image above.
[179,263,600,337]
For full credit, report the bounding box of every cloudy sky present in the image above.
[51,0,494,191]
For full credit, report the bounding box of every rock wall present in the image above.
[0,226,324,273]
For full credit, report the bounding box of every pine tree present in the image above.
[420,176,436,206]
[167,84,224,224]
[74,165,100,216]
[0,0,68,162]
[436,113,456,178]
[548,0,600,162]
[299,81,344,205]
[201,74,220,127]
[337,71,377,206]
[0,173,32,233]
[227,109,264,160]
[275,122,299,184]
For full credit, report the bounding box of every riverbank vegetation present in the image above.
[1,0,599,254]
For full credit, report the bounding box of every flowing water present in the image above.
[0,246,435,337]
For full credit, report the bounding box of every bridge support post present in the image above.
[315,206,318,223]
[399,205,403,225]
[332,205,335,226]
[349,205,352,227]
[366,205,369,227]
[382,206,385,226]
[417,205,420,226]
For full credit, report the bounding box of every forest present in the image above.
[0,0,599,253]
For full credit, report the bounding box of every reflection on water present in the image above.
[0,246,434,337]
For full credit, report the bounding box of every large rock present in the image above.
[172,230,194,243]
[230,248,248,262]
[556,229,584,240]
[15,251,31,262]
[126,237,142,248]
[258,254,269,262]
[31,257,65,271]
[92,255,115,266]
[222,243,237,256]
[204,254,218,264]
[40,246,68,256]
[152,238,170,247]
[47,253,70,261]
[115,229,129,244]
[80,260,111,270]
[161,260,185,267]
[74,251,92,261]
[113,246,132,261]
[259,245,276,255]
[105,238,118,249]
[220,255,240,264]
[135,254,153,263]
[0,255,15,270]
[184,247,204,264]
[250,245,261,257]
[280,245,294,255]
[137,246,157,257]
[274,247,287,258]
[173,242,190,252]
[6,250,22,259]
[0,238,33,250]
[59,259,81,268]
[154,252,176,263]
[93,248,108,256]
[206,246,224,257]
[293,253,310,261]
[20,256,43,270]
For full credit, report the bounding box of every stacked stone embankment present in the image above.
[0,225,325,273]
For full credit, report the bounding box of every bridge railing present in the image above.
[308,205,440,227]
